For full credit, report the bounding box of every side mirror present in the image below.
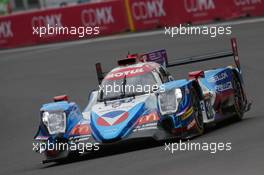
[168,75,174,81]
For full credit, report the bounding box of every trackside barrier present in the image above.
[0,0,129,48]
[124,0,181,31]
[125,0,264,31]
[1,0,264,48]
[230,0,264,17]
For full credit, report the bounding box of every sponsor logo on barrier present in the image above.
[234,0,262,6]
[131,0,166,20]
[184,0,216,13]
[0,21,13,39]
[32,14,63,28]
[81,7,114,26]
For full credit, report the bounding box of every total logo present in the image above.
[97,110,129,126]
[234,0,262,6]
[32,14,63,28]
[0,21,13,39]
[81,7,114,27]
[131,0,166,21]
[184,0,216,13]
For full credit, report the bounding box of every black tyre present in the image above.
[191,88,204,135]
[231,74,245,120]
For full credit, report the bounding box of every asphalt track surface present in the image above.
[1,18,264,175]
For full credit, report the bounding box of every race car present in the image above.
[34,38,251,163]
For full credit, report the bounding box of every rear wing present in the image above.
[166,38,241,70]
[95,38,241,84]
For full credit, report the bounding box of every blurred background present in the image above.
[0,0,112,14]
[1,0,264,49]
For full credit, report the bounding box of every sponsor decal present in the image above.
[97,110,129,126]
[0,20,13,39]
[137,111,160,125]
[133,123,157,131]
[234,0,262,6]
[131,0,166,20]
[215,81,233,92]
[181,107,194,120]
[112,101,122,108]
[81,7,114,27]
[105,65,153,80]
[133,111,159,132]
[143,49,167,66]
[35,136,49,140]
[208,72,229,82]
[70,124,91,135]
[184,0,216,13]
[94,102,135,115]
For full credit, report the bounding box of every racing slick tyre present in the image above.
[191,88,204,135]
[231,74,245,121]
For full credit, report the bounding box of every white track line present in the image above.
[1,17,264,54]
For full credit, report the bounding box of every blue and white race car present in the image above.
[34,38,251,163]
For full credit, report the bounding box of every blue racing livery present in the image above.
[34,38,251,163]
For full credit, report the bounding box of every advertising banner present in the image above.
[0,0,128,48]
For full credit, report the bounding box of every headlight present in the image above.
[158,88,182,115]
[42,111,66,135]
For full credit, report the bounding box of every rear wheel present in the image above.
[191,88,204,135]
[232,74,245,120]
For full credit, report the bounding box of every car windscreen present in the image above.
[99,72,157,101]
